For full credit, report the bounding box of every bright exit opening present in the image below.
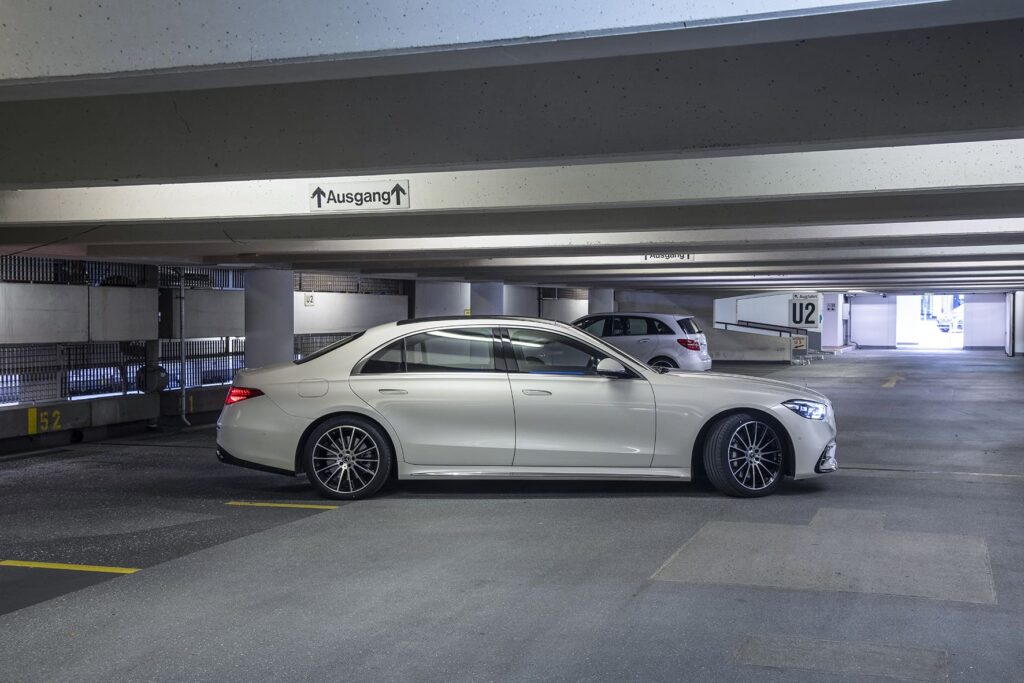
[896,294,964,349]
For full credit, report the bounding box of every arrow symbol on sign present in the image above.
[311,186,327,208]
[391,183,407,206]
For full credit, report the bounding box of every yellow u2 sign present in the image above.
[27,407,62,435]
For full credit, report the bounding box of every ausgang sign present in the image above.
[308,180,410,212]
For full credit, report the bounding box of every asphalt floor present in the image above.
[0,349,1021,681]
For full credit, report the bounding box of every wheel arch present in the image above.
[689,407,795,479]
[294,410,400,477]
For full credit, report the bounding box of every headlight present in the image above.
[783,399,828,420]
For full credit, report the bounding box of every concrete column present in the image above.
[821,293,844,347]
[588,288,615,314]
[1014,291,1024,355]
[470,282,504,316]
[414,281,470,317]
[244,269,294,368]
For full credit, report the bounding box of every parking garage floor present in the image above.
[1,351,1022,682]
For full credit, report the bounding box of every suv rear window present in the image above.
[677,318,702,335]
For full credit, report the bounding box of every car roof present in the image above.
[580,312,693,319]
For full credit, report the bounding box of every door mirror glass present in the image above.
[596,358,630,378]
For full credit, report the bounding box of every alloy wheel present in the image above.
[727,420,782,491]
[311,425,381,494]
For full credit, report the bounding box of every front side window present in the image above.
[576,316,607,336]
[508,328,611,375]
[359,327,498,374]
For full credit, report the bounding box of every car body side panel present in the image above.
[216,393,311,472]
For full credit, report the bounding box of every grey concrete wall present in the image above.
[849,294,897,348]
[588,288,615,315]
[0,284,89,343]
[4,19,1024,185]
[470,282,504,316]
[88,287,158,341]
[167,289,245,338]
[414,281,469,318]
[503,286,539,317]
[540,298,588,323]
[293,292,407,333]
[963,293,1006,349]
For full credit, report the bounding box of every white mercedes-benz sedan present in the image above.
[216,316,837,500]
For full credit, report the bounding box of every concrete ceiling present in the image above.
[1,4,1023,294]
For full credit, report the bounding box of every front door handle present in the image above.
[638,338,651,343]
[521,389,552,396]
[378,388,408,395]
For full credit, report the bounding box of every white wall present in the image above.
[540,298,588,323]
[617,290,791,361]
[1015,292,1024,356]
[415,281,469,318]
[963,293,1006,349]
[895,294,921,345]
[849,294,897,348]
[588,288,615,314]
[503,285,539,317]
[294,292,408,333]
[168,289,245,338]
[0,283,89,343]
[821,293,843,347]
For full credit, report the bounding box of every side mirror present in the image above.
[596,358,631,378]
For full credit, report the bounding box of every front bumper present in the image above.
[815,441,838,473]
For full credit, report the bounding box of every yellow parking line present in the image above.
[225,501,338,510]
[0,560,139,574]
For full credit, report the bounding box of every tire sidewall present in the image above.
[303,415,392,500]
[703,413,785,498]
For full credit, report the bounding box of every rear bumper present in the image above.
[216,447,296,477]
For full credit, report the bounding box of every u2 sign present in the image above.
[789,295,820,329]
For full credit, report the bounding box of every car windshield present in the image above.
[294,331,365,364]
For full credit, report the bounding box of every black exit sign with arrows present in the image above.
[308,180,410,212]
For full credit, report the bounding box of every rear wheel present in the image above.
[303,416,392,500]
[703,413,785,497]
[649,356,678,371]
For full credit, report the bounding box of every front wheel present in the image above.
[703,413,785,497]
[303,416,392,500]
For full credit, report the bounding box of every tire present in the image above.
[649,356,678,371]
[702,413,785,497]
[303,416,392,500]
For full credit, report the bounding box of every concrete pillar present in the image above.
[821,293,844,347]
[589,288,615,314]
[1014,291,1024,355]
[244,269,294,368]
[470,282,504,316]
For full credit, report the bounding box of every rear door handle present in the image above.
[638,338,651,343]
[378,388,408,395]
[521,389,552,396]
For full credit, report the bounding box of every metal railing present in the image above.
[294,272,403,294]
[0,255,148,287]
[294,333,357,360]
[0,342,148,405]
[159,338,245,390]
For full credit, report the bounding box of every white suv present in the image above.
[572,312,712,372]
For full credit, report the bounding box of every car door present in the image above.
[504,326,656,468]
[605,315,653,359]
[349,326,516,467]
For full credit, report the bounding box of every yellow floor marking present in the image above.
[0,560,139,574]
[225,501,339,510]
[881,374,905,388]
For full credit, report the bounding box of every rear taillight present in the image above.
[677,339,700,351]
[225,386,264,405]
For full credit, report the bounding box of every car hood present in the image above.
[661,370,830,403]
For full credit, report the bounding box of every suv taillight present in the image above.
[225,386,264,405]
[677,339,700,351]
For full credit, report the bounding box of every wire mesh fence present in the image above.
[159,338,245,390]
[0,256,149,287]
[294,333,357,360]
[294,272,403,294]
[158,266,243,290]
[0,342,148,405]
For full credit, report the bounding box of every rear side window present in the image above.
[609,316,651,336]
[358,327,499,374]
[649,319,674,335]
[677,318,702,335]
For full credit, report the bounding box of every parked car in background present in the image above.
[572,312,712,371]
[217,316,837,500]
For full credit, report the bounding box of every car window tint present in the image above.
[608,316,627,336]
[360,339,404,374]
[625,317,649,335]
[508,328,610,376]
[579,316,606,336]
[677,318,701,335]
[650,319,673,335]
[405,328,497,372]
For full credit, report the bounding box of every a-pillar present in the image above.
[588,288,615,314]
[244,269,294,367]
[470,282,504,316]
